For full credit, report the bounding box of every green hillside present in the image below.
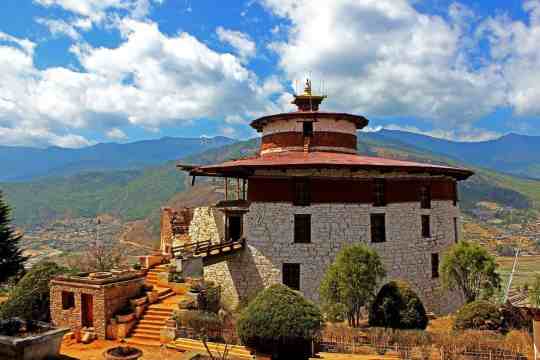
[2,136,539,229]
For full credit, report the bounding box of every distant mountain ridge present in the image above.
[0,136,235,182]
[366,130,540,179]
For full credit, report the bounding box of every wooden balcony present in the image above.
[172,238,246,263]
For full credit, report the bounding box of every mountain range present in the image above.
[0,136,235,182]
[1,131,539,229]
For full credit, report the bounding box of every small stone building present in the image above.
[174,80,474,314]
[50,271,144,339]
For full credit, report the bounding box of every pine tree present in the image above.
[0,191,27,284]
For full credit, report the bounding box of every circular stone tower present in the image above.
[180,79,473,314]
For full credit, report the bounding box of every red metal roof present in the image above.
[182,151,474,180]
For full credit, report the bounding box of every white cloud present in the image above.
[220,126,237,137]
[106,128,128,140]
[216,27,256,61]
[0,21,277,147]
[36,18,83,40]
[479,0,540,116]
[0,127,93,148]
[371,124,501,142]
[263,0,506,126]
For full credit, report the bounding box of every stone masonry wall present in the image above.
[189,207,222,244]
[204,200,464,314]
[50,278,144,339]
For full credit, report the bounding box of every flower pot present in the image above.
[116,313,135,324]
[103,346,143,360]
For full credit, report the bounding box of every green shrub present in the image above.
[197,285,221,313]
[454,300,505,332]
[0,261,67,322]
[237,284,322,360]
[369,281,428,330]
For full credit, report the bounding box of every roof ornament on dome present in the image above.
[292,77,327,112]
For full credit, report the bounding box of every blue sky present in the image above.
[0,0,539,147]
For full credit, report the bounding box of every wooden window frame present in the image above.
[370,213,386,243]
[420,185,432,209]
[373,179,386,207]
[62,291,75,310]
[283,263,301,290]
[294,214,311,244]
[421,215,431,238]
[431,253,440,279]
[293,178,311,206]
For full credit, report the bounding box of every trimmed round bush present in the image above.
[0,261,67,322]
[369,281,428,330]
[454,300,504,332]
[237,284,322,360]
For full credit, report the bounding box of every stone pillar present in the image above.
[160,208,175,254]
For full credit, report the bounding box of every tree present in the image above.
[64,239,123,272]
[237,284,322,360]
[440,241,501,303]
[368,280,428,330]
[320,244,386,327]
[0,191,27,284]
[0,261,67,321]
[454,300,505,332]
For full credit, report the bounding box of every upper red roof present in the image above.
[181,151,474,180]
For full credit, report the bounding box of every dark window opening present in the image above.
[454,217,459,243]
[227,215,242,242]
[431,253,440,279]
[303,121,313,137]
[420,185,431,209]
[371,214,386,243]
[421,215,431,238]
[294,179,311,206]
[283,263,300,290]
[294,214,311,243]
[62,291,75,310]
[374,179,386,207]
[453,181,459,206]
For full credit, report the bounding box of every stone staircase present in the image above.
[125,264,177,347]
[125,303,175,347]
[167,338,253,359]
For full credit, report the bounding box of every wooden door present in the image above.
[81,293,93,327]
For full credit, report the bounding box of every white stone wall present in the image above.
[204,200,464,314]
[262,117,357,136]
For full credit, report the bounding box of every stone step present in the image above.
[136,323,163,331]
[145,310,173,317]
[139,319,165,326]
[125,337,162,347]
[132,327,161,336]
[143,315,170,322]
[129,332,160,341]
[158,292,174,301]
[147,305,174,312]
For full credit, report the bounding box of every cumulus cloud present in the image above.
[380,124,501,142]
[262,0,506,127]
[106,128,128,140]
[0,21,277,147]
[216,27,256,61]
[479,0,540,116]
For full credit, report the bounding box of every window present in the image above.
[371,214,386,243]
[294,179,311,206]
[62,291,75,310]
[454,217,459,243]
[421,215,431,238]
[294,214,311,243]
[452,181,459,206]
[431,253,440,279]
[419,185,431,209]
[283,263,300,290]
[303,121,313,137]
[374,179,386,207]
